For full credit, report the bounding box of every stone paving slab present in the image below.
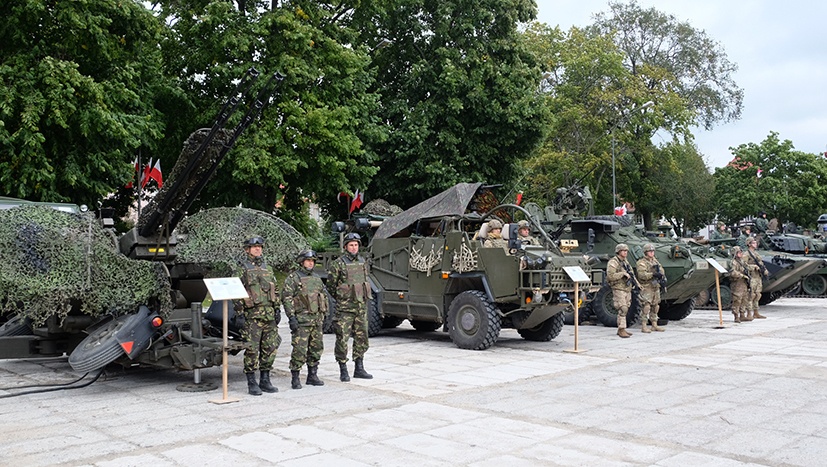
[2,297,827,466]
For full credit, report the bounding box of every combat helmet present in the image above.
[487,219,503,230]
[615,243,629,253]
[517,220,530,229]
[343,232,362,245]
[643,243,655,252]
[296,249,318,263]
[244,236,265,248]
[731,246,742,255]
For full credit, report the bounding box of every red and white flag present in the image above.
[140,158,153,188]
[125,157,140,189]
[349,190,364,214]
[147,159,163,188]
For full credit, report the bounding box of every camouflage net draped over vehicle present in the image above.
[176,207,309,275]
[361,199,403,217]
[0,206,172,325]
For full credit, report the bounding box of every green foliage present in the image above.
[0,0,181,208]
[365,0,548,207]
[651,142,716,235]
[713,132,827,227]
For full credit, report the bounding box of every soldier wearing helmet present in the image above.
[281,249,328,389]
[744,238,768,320]
[483,219,508,250]
[754,211,769,234]
[728,246,752,323]
[516,220,539,246]
[635,243,665,333]
[709,222,731,241]
[236,236,280,395]
[327,232,373,381]
[606,243,640,338]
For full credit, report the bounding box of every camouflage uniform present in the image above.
[744,243,768,319]
[607,244,639,337]
[236,255,281,373]
[483,233,508,249]
[282,267,327,371]
[635,249,665,332]
[729,248,752,323]
[328,251,371,364]
[709,223,731,241]
[517,220,539,246]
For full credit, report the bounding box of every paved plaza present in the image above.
[1,298,827,466]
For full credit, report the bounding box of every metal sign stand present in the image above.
[563,266,589,353]
[203,277,249,404]
[706,258,728,329]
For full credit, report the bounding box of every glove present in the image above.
[234,312,246,329]
[288,316,299,333]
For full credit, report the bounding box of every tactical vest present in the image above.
[240,258,277,308]
[298,274,328,315]
[336,257,371,304]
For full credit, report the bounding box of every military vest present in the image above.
[297,274,328,315]
[239,257,278,308]
[335,256,371,305]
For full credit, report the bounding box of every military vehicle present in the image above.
[0,69,284,374]
[362,183,603,350]
[526,184,717,326]
[757,215,827,297]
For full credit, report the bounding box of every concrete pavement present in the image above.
[1,298,827,466]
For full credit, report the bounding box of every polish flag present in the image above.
[147,159,163,188]
[349,190,364,214]
[125,157,139,189]
[140,158,153,188]
[516,191,523,206]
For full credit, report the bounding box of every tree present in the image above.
[0,0,178,207]
[364,0,549,207]
[713,132,827,227]
[652,142,715,236]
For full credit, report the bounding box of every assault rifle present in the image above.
[622,261,640,292]
[735,257,752,293]
[652,264,668,294]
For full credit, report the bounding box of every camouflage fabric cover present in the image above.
[0,206,172,325]
[361,199,403,217]
[176,207,308,275]
[374,183,483,239]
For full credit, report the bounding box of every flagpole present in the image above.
[136,150,142,218]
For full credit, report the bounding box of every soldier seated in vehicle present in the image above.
[516,220,539,246]
[482,219,508,250]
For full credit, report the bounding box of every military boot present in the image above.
[740,310,752,322]
[744,309,754,321]
[259,371,278,393]
[246,372,262,396]
[353,358,373,379]
[650,317,665,332]
[306,365,325,386]
[753,309,767,319]
[616,316,631,338]
[339,362,351,382]
[733,311,741,323]
[641,320,651,333]
[291,370,302,390]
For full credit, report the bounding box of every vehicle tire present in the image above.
[801,274,827,296]
[367,295,383,337]
[410,320,441,332]
[323,295,336,334]
[709,284,732,309]
[518,312,564,342]
[658,297,696,321]
[68,315,138,373]
[447,290,501,350]
[382,316,405,329]
[591,285,640,328]
[0,315,33,336]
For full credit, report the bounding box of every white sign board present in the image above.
[705,258,728,274]
[563,266,590,283]
[203,277,249,301]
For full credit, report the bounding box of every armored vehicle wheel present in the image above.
[382,316,405,329]
[802,274,827,296]
[592,285,640,328]
[709,284,732,309]
[69,314,142,373]
[367,295,383,337]
[447,290,501,350]
[0,315,33,336]
[323,296,336,334]
[410,320,441,332]
[518,312,564,342]
[658,297,696,321]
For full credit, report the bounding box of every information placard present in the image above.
[203,277,249,301]
[705,258,728,274]
[563,266,590,283]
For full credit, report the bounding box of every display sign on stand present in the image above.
[203,277,249,404]
[562,266,590,354]
[706,258,729,329]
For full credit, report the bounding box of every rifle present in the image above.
[735,257,752,293]
[621,261,640,292]
[746,249,768,277]
[652,263,668,294]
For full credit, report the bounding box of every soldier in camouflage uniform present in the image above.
[736,225,752,248]
[281,249,327,389]
[607,243,640,338]
[483,219,508,250]
[635,244,665,333]
[517,220,539,246]
[744,238,768,320]
[709,222,731,241]
[728,246,752,323]
[327,232,373,382]
[235,237,280,396]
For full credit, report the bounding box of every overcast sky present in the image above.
[534,0,827,169]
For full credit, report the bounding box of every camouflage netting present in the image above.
[176,207,309,275]
[361,199,403,217]
[0,206,172,326]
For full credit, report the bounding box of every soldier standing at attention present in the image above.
[728,246,752,323]
[745,238,768,320]
[328,233,373,382]
[282,250,327,389]
[516,220,539,246]
[235,237,280,396]
[483,219,508,249]
[607,243,640,338]
[635,244,665,333]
